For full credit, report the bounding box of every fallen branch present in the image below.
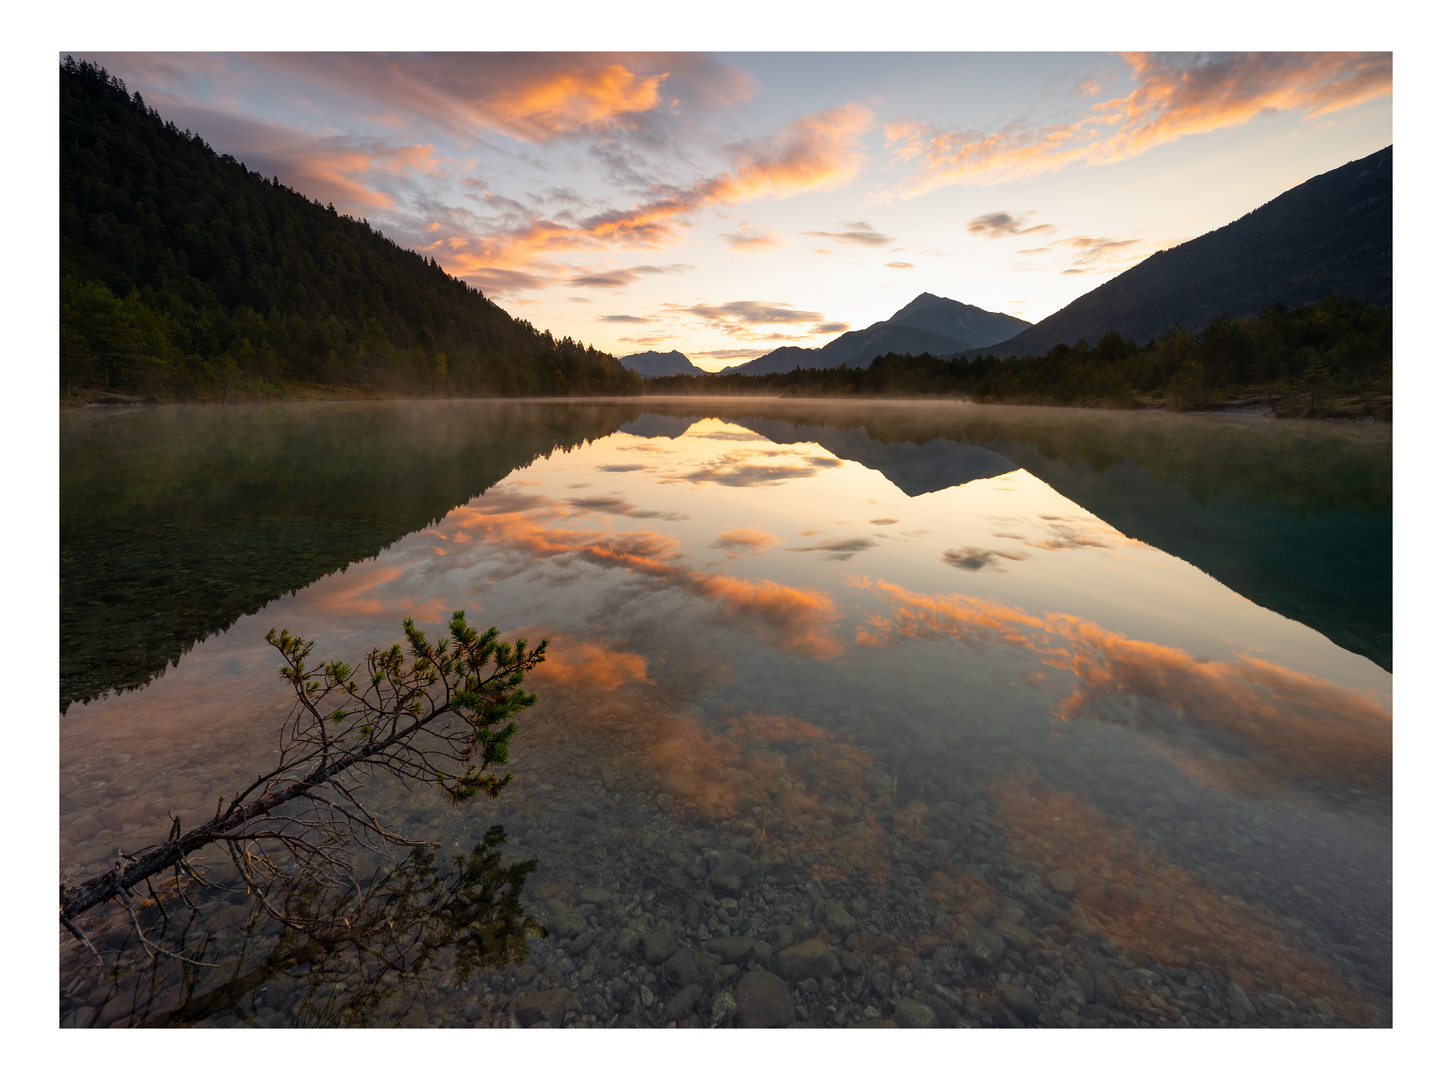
[61,611,547,949]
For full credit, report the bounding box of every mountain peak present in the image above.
[721,294,1030,376]
[616,349,706,378]
[891,292,948,316]
[881,293,1030,349]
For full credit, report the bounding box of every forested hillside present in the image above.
[985,147,1392,356]
[59,58,640,400]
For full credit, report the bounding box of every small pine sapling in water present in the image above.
[60,611,547,962]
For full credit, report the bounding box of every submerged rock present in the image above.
[710,850,755,895]
[998,984,1039,1024]
[893,1000,936,1028]
[514,988,577,1028]
[665,984,703,1021]
[735,970,795,1028]
[777,938,841,981]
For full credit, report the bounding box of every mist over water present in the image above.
[60,399,1391,1028]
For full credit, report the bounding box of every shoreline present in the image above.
[62,387,1392,423]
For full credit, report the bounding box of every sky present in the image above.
[73,50,1391,370]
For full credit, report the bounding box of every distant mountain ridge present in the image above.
[722,294,1030,375]
[982,146,1392,357]
[616,350,708,377]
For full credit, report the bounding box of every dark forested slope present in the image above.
[987,147,1392,356]
[59,58,640,399]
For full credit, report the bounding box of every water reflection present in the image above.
[61,826,542,1028]
[62,400,1390,713]
[61,401,1392,1028]
[856,579,1391,803]
[991,776,1377,1024]
[634,401,1391,669]
[60,401,642,709]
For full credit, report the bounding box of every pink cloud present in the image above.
[247,53,754,145]
[428,104,873,292]
[883,52,1391,198]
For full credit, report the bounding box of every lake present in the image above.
[59,398,1392,1028]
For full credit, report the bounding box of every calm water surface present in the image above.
[59,399,1391,1028]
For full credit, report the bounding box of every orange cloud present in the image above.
[992,773,1381,1024]
[249,53,725,144]
[1053,627,1391,792]
[1107,52,1391,157]
[448,503,842,660]
[855,580,1390,798]
[517,661,998,951]
[305,564,406,616]
[883,52,1390,198]
[711,527,779,557]
[436,104,873,285]
[283,141,443,212]
[529,638,650,692]
[691,575,841,658]
[482,63,668,141]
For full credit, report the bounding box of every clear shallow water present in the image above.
[60,400,1392,1028]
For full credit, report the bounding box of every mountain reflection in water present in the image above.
[60,400,1392,1028]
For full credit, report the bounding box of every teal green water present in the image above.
[60,400,1391,1028]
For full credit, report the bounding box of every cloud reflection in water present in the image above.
[446,501,844,659]
[992,774,1380,1024]
[855,580,1390,799]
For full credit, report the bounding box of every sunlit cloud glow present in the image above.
[447,498,843,659]
[883,52,1391,198]
[854,580,1391,797]
[993,773,1378,1023]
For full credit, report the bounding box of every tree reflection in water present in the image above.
[60,826,541,1027]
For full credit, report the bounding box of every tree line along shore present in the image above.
[641,295,1391,420]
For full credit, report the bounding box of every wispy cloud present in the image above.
[564,495,688,521]
[240,137,445,214]
[685,300,824,324]
[618,333,678,345]
[941,545,1030,571]
[711,527,779,557]
[788,537,878,561]
[673,299,845,340]
[432,103,873,291]
[882,52,1391,198]
[249,53,755,145]
[666,447,843,486]
[966,211,1057,239]
[467,267,555,293]
[1014,234,1149,277]
[695,348,769,360]
[721,223,785,252]
[567,263,694,288]
[801,220,895,247]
